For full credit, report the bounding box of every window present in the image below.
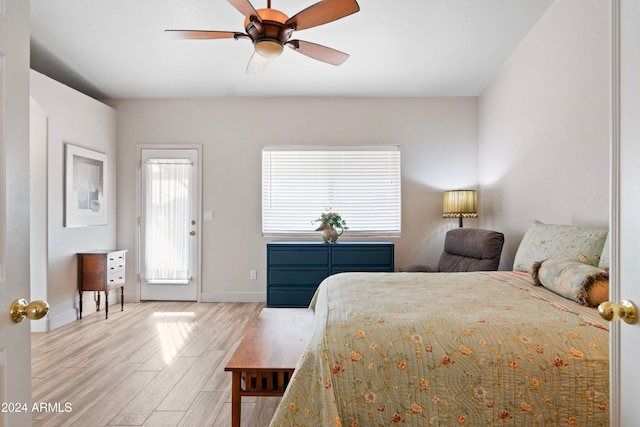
[143,158,192,282]
[262,146,401,236]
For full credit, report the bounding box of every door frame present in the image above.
[609,0,621,424]
[135,144,203,302]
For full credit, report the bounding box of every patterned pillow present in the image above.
[513,220,608,273]
[532,258,609,307]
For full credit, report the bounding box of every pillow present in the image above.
[599,231,610,270]
[513,220,608,273]
[532,258,609,307]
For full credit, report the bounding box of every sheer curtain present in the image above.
[144,159,192,283]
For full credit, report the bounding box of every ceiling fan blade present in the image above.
[286,40,350,66]
[165,30,249,40]
[227,0,261,22]
[246,51,269,73]
[285,0,360,31]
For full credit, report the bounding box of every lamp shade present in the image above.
[443,190,478,219]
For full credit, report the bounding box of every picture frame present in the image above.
[64,143,108,227]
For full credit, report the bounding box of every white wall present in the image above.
[28,0,612,317]
[108,97,479,302]
[30,70,117,329]
[478,0,610,269]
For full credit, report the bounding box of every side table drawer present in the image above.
[107,271,126,286]
[107,250,126,264]
[107,250,126,286]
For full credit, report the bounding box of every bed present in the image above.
[269,221,610,426]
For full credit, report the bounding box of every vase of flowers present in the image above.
[314,209,348,244]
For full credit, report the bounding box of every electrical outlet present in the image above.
[250,270,257,280]
[204,211,214,221]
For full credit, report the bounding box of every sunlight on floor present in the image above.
[153,311,197,363]
[152,311,197,318]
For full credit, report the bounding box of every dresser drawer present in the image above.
[107,250,126,265]
[268,247,329,266]
[332,246,394,267]
[107,270,126,286]
[268,287,317,308]
[266,241,394,308]
[269,268,329,286]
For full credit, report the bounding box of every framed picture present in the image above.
[64,144,108,227]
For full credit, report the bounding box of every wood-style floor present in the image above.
[31,301,281,427]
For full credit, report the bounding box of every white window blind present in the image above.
[262,146,401,236]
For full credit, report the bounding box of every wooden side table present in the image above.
[77,250,127,320]
[225,308,314,427]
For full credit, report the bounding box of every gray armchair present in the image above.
[401,228,504,272]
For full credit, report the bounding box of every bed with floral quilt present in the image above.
[269,221,610,426]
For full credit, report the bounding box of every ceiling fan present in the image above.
[166,0,360,73]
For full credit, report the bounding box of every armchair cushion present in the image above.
[400,228,504,273]
[438,228,504,272]
[398,264,437,273]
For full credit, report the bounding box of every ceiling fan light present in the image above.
[243,8,288,27]
[257,8,288,23]
[254,40,283,58]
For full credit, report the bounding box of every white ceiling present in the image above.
[30,0,553,100]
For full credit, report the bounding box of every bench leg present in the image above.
[231,371,242,427]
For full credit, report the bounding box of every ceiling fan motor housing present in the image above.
[166,0,360,71]
[245,8,292,58]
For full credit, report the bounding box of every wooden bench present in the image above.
[224,307,314,427]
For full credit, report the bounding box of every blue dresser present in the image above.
[267,241,395,307]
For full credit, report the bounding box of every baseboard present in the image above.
[124,291,139,303]
[39,292,263,330]
[47,307,79,331]
[200,291,266,303]
[44,293,120,331]
[30,320,49,333]
[121,290,265,303]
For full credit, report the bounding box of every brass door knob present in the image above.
[10,299,49,323]
[598,300,637,324]
[189,231,196,236]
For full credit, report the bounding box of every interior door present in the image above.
[0,0,33,425]
[140,148,200,301]
[615,0,640,425]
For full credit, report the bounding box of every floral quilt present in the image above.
[269,272,609,426]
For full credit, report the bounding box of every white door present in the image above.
[140,148,200,301]
[0,0,33,425]
[614,0,640,425]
